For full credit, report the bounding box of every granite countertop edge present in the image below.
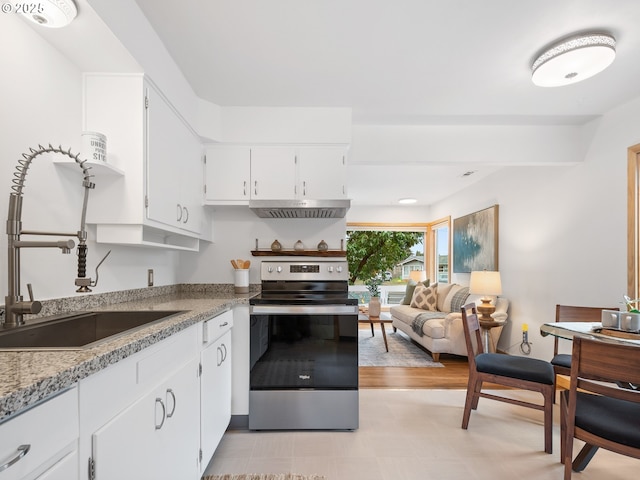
[0,287,255,422]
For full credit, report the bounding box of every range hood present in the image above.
[249,199,350,219]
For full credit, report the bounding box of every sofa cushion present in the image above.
[401,278,430,305]
[390,305,425,326]
[436,283,455,311]
[410,284,437,310]
[422,318,446,339]
[413,312,447,338]
[442,285,470,313]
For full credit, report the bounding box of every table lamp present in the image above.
[409,270,427,282]
[469,270,502,320]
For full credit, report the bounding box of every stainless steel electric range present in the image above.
[248,260,359,430]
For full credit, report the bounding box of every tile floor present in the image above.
[204,389,638,480]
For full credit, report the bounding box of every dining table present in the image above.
[540,321,640,471]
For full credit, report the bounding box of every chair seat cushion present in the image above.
[563,391,640,449]
[551,353,572,369]
[476,353,555,385]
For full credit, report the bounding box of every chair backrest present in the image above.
[554,305,619,356]
[568,336,640,408]
[461,303,485,371]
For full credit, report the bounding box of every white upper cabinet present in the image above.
[204,146,251,204]
[145,82,203,235]
[82,74,204,250]
[297,146,348,199]
[204,145,349,203]
[250,146,298,200]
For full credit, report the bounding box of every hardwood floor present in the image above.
[359,356,470,389]
[358,321,471,389]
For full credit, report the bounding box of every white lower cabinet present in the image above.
[76,312,235,480]
[0,387,78,480]
[79,325,201,480]
[199,310,233,472]
[33,451,78,480]
[90,359,200,480]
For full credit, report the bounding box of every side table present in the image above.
[479,318,503,353]
[358,311,393,352]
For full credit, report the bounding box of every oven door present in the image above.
[249,304,358,391]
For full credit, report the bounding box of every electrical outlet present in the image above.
[148,269,154,287]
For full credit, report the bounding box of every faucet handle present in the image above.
[27,283,35,302]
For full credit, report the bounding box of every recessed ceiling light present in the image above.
[20,0,77,28]
[531,33,616,87]
[398,198,417,204]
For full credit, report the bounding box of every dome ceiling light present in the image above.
[20,0,77,28]
[531,33,616,87]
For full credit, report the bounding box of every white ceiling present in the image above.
[127,1,640,205]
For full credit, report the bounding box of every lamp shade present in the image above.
[531,33,616,87]
[469,271,502,296]
[409,270,427,282]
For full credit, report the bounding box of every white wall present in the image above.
[179,207,347,285]
[427,97,640,360]
[0,15,179,301]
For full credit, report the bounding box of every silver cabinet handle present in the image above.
[176,204,183,222]
[303,181,307,196]
[221,343,228,362]
[166,388,176,418]
[217,345,224,367]
[243,180,247,196]
[155,397,166,430]
[219,321,229,328]
[0,445,30,472]
[182,206,189,224]
[254,180,258,196]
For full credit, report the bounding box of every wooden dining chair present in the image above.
[461,303,555,453]
[551,305,619,397]
[560,336,640,480]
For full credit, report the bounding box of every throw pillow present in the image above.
[443,285,470,313]
[436,283,455,311]
[410,283,437,311]
[401,279,431,305]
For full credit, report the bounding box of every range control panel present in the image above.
[260,261,349,281]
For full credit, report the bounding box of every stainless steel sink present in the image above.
[0,310,184,351]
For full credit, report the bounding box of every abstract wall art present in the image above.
[452,205,499,273]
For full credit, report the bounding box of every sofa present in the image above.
[390,282,509,361]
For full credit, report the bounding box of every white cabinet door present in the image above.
[250,146,297,200]
[145,82,203,235]
[200,329,232,470]
[91,360,200,480]
[145,82,182,230]
[204,146,251,203]
[298,146,348,199]
[180,133,204,234]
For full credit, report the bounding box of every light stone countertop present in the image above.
[0,285,256,422]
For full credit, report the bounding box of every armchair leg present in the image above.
[432,352,440,362]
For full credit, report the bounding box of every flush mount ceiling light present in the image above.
[20,0,77,28]
[531,33,616,87]
[398,198,417,205]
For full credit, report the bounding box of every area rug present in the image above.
[202,475,325,480]
[358,328,444,367]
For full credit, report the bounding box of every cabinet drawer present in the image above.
[137,326,198,386]
[203,310,233,344]
[0,387,78,480]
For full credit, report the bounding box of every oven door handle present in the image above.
[250,304,359,315]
